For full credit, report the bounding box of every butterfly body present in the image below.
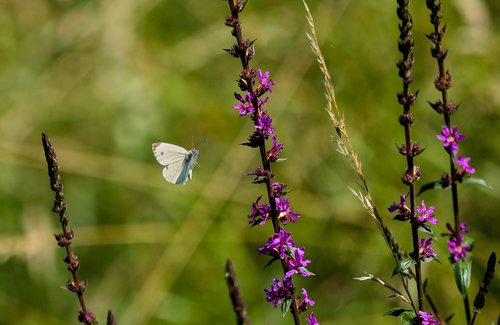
[152,142,199,185]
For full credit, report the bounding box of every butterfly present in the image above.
[152,142,200,185]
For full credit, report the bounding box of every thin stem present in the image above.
[42,132,96,324]
[425,1,471,322]
[396,0,424,317]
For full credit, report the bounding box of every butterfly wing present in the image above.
[152,142,189,184]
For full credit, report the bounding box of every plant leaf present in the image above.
[393,257,416,277]
[400,311,416,325]
[384,308,411,317]
[417,180,447,195]
[452,256,472,297]
[281,297,292,317]
[462,177,493,189]
[417,223,435,237]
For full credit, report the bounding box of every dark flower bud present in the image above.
[399,142,424,157]
[398,113,415,126]
[67,280,87,293]
[473,291,485,310]
[408,91,418,104]
[483,252,496,286]
[440,173,452,188]
[246,42,255,61]
[428,100,444,114]
[55,233,71,247]
[107,310,117,325]
[224,44,240,58]
[434,71,452,91]
[52,205,62,213]
[402,165,421,185]
[65,228,74,240]
[78,310,96,324]
[446,102,460,115]
[225,16,238,27]
[242,132,263,148]
[65,254,80,272]
[235,0,247,12]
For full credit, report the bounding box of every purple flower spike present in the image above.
[436,125,464,155]
[264,277,294,308]
[257,228,296,260]
[304,312,319,325]
[418,237,437,261]
[258,69,276,93]
[416,200,438,225]
[418,311,440,325]
[456,155,475,174]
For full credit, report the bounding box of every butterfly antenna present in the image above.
[194,138,208,148]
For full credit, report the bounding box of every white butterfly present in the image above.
[152,142,200,185]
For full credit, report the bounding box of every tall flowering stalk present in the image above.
[225,1,316,324]
[424,1,479,323]
[393,0,431,318]
[42,132,115,325]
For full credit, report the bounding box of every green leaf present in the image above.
[444,313,454,322]
[417,180,448,195]
[384,308,411,317]
[392,257,416,277]
[400,311,416,325]
[281,297,292,317]
[417,223,435,237]
[452,255,472,297]
[462,177,493,189]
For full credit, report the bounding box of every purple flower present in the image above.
[257,69,276,93]
[264,277,294,308]
[304,312,319,325]
[233,92,269,117]
[233,92,255,116]
[246,167,268,178]
[445,222,472,262]
[418,237,437,261]
[255,111,274,139]
[258,228,296,260]
[284,246,313,278]
[300,288,315,307]
[456,155,475,174]
[436,125,464,155]
[271,182,287,197]
[248,195,271,226]
[418,311,440,325]
[388,193,411,220]
[276,197,301,224]
[297,288,315,313]
[416,200,438,225]
[267,135,284,162]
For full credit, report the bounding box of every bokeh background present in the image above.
[0,1,499,324]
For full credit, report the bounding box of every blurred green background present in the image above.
[0,1,499,324]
